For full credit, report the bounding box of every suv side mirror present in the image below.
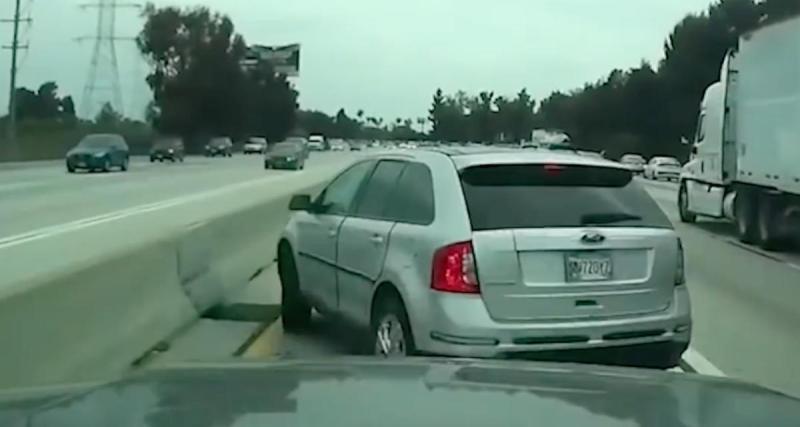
[691,145,698,155]
[289,194,312,211]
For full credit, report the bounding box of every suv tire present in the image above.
[372,293,415,357]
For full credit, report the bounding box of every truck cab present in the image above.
[680,15,800,250]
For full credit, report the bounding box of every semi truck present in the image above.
[678,14,800,250]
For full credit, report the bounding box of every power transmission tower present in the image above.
[2,0,31,153]
[78,0,138,119]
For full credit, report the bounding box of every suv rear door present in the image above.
[460,163,678,322]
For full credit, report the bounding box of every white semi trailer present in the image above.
[678,14,800,250]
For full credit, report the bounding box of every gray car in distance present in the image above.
[265,141,306,170]
[279,148,691,368]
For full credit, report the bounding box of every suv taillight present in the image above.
[431,241,480,294]
[676,238,686,286]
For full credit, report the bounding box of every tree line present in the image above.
[428,0,798,159]
[295,108,426,141]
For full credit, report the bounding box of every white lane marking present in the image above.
[681,347,725,377]
[0,166,336,251]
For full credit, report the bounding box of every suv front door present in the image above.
[294,160,376,313]
[336,160,407,325]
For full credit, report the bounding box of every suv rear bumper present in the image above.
[412,285,691,366]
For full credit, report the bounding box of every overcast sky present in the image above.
[1,0,715,120]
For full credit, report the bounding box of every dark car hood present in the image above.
[0,357,797,427]
[67,147,109,156]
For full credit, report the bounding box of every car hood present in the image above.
[0,357,797,427]
[67,147,109,156]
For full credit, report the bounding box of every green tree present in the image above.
[13,82,76,122]
[137,4,249,142]
[244,61,298,141]
[95,102,123,127]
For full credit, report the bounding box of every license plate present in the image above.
[77,162,86,167]
[565,253,612,282]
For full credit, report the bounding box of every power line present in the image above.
[2,0,32,154]
[77,0,139,118]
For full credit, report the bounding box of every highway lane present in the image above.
[0,153,349,241]
[0,152,362,288]
[641,179,800,398]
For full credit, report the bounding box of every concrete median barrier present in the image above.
[176,180,328,312]
[0,237,197,389]
[0,159,346,390]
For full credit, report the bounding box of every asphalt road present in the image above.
[640,178,800,397]
[0,153,348,240]
[0,152,361,288]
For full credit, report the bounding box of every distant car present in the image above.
[283,136,310,159]
[644,157,681,181]
[350,142,365,151]
[620,154,646,174]
[279,148,689,368]
[308,135,326,151]
[205,137,233,157]
[150,137,184,163]
[330,140,349,151]
[265,141,306,170]
[66,134,130,173]
[243,137,268,154]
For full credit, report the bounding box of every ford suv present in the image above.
[278,148,691,368]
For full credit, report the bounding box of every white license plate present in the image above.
[565,254,612,282]
[77,162,86,167]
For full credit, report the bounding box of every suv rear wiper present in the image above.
[580,212,642,225]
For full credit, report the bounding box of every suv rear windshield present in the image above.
[460,164,672,231]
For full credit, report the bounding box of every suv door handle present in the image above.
[327,228,337,238]
[369,235,384,245]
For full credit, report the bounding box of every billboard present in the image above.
[243,44,300,77]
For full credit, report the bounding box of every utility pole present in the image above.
[2,0,30,153]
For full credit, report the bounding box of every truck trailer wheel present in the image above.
[757,194,784,251]
[678,183,696,223]
[735,189,758,244]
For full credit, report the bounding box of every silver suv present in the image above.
[279,148,691,368]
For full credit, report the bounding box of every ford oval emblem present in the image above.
[581,232,606,244]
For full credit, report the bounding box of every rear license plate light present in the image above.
[564,253,612,282]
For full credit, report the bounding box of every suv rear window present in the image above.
[460,164,671,231]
